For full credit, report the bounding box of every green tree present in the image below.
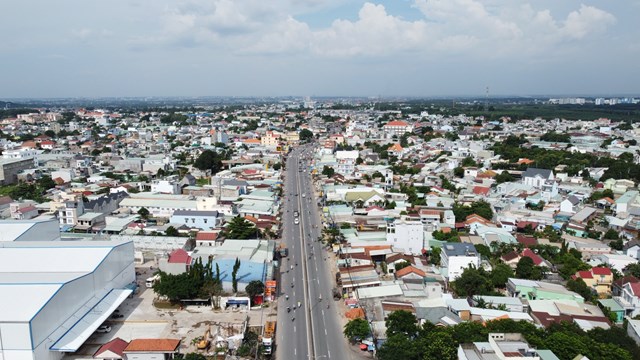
[137,207,150,219]
[193,149,228,174]
[245,280,265,303]
[225,216,258,239]
[452,266,492,297]
[422,331,457,360]
[232,257,241,293]
[37,175,56,190]
[377,334,416,360]
[385,310,418,337]
[394,261,411,272]
[322,165,335,177]
[183,353,206,360]
[165,226,179,237]
[566,278,593,302]
[495,171,515,184]
[453,166,464,178]
[343,318,370,343]
[514,257,544,280]
[624,263,640,278]
[299,129,314,141]
[491,263,514,288]
[603,228,620,240]
[429,247,441,265]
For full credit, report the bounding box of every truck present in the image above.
[262,321,276,355]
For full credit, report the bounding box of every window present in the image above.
[204,219,208,224]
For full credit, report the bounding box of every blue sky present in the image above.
[1,0,639,98]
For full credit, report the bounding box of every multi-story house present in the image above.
[441,243,480,281]
[261,131,281,148]
[572,267,613,297]
[383,120,413,138]
[386,219,424,255]
[335,150,359,176]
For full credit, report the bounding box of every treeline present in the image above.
[492,135,640,182]
[376,311,639,360]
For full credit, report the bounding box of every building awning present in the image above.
[50,288,132,352]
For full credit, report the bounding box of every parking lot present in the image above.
[67,263,277,358]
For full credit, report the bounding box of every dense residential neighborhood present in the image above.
[2,98,640,360]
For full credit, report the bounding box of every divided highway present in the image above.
[276,145,352,360]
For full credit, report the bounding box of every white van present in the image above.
[146,274,160,288]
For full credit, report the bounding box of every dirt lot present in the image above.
[66,262,277,359]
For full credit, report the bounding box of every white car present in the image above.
[294,218,300,225]
[96,325,111,333]
[302,193,306,198]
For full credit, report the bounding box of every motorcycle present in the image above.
[287,307,291,313]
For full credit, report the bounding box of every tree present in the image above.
[624,263,640,278]
[453,167,464,178]
[603,228,620,240]
[193,149,227,174]
[232,258,241,293]
[515,256,535,279]
[421,332,457,360]
[299,129,314,141]
[137,207,150,219]
[566,278,593,302]
[491,263,514,288]
[165,226,179,237]
[184,353,206,360]
[394,261,411,272]
[495,171,515,184]
[377,334,416,360]
[429,247,441,265]
[322,165,335,177]
[453,200,493,222]
[452,266,492,297]
[386,310,418,337]
[343,318,370,343]
[225,216,257,239]
[245,280,265,304]
[37,175,56,190]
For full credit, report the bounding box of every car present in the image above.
[96,325,111,333]
[294,218,300,225]
[294,211,299,217]
[302,193,306,198]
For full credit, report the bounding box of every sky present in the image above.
[1,0,639,98]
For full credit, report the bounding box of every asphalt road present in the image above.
[276,144,352,360]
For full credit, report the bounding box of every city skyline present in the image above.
[1,0,639,98]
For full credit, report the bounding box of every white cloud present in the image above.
[562,4,616,39]
[311,3,429,56]
[127,0,617,59]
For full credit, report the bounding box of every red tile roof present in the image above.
[384,120,409,127]
[516,234,538,247]
[94,337,129,358]
[395,265,426,278]
[124,339,180,353]
[501,251,520,262]
[522,248,545,266]
[592,267,612,276]
[472,186,491,196]
[195,231,218,241]
[576,270,593,279]
[168,249,191,264]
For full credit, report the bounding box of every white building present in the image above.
[150,179,180,195]
[0,221,135,360]
[335,150,359,176]
[441,242,480,281]
[386,219,424,255]
[522,168,554,189]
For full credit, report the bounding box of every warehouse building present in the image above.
[0,221,135,360]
